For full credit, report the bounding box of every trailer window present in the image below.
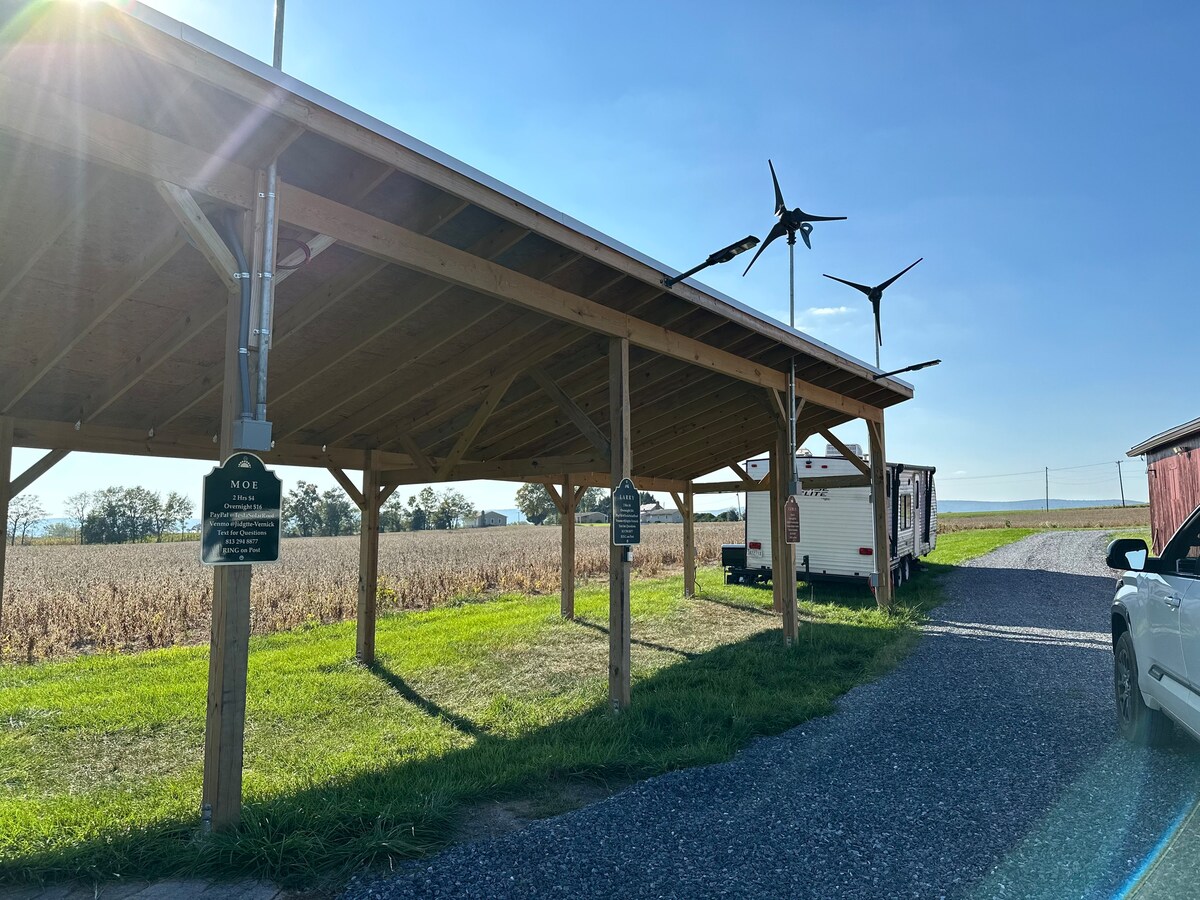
[899,494,912,530]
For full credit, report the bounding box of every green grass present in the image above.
[0,528,1030,888]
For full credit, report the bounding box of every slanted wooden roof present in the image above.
[0,2,913,489]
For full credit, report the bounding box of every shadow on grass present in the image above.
[366,661,483,737]
[2,616,903,888]
[570,618,699,659]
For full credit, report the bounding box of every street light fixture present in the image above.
[872,358,941,380]
[661,235,760,288]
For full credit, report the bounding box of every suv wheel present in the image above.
[1114,631,1173,746]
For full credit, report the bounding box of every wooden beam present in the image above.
[818,429,872,477]
[435,375,515,481]
[104,16,906,396]
[0,417,12,656]
[544,482,566,515]
[380,453,601,487]
[515,472,688,493]
[683,483,696,597]
[529,367,611,459]
[560,474,575,620]
[692,480,768,495]
[328,467,365,509]
[766,388,788,426]
[8,418,421,473]
[395,433,435,482]
[1,228,185,414]
[609,337,632,713]
[868,417,894,609]
[155,181,240,286]
[357,452,382,663]
[729,461,755,485]
[10,449,70,498]
[0,77,884,422]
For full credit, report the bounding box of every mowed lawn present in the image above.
[0,531,1030,886]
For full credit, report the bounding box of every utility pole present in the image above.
[1117,460,1126,508]
[1044,466,1049,513]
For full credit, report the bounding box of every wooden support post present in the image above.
[201,276,252,833]
[868,417,894,609]
[0,417,12,656]
[609,337,632,713]
[561,475,576,620]
[671,485,696,597]
[357,452,382,663]
[777,427,798,645]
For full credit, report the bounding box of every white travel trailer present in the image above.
[722,446,937,588]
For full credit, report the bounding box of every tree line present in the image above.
[281,482,476,536]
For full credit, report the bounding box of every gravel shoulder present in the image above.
[343,531,1200,900]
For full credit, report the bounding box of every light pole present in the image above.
[661,236,759,288]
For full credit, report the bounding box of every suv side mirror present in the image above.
[1106,538,1148,571]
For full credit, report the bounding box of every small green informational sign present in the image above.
[611,477,641,546]
[784,495,801,544]
[201,452,282,566]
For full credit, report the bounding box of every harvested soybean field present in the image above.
[2,523,741,662]
[937,505,1148,533]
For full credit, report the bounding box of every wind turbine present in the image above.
[822,258,922,368]
[741,160,846,276]
[742,160,846,558]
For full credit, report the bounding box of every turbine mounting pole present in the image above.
[788,233,797,498]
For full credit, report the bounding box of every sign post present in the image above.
[201,453,282,566]
[784,495,800,545]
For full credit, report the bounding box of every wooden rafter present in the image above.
[155,181,240,285]
[380,452,600,487]
[435,375,515,480]
[10,449,70,497]
[0,77,884,422]
[328,467,365,508]
[527,367,611,459]
[818,428,872,477]
[0,226,185,414]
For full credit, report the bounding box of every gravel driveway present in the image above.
[344,531,1200,900]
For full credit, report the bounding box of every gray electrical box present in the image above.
[231,418,273,452]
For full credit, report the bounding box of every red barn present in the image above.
[1130,417,1200,554]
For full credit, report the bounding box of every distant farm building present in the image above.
[1129,417,1200,553]
[473,511,508,528]
[642,507,683,525]
[576,512,608,524]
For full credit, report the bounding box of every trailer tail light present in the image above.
[748,542,762,550]
[858,547,873,555]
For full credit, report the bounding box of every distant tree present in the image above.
[320,488,359,536]
[577,487,608,515]
[82,486,131,544]
[64,491,93,544]
[163,492,193,540]
[283,481,323,537]
[638,491,657,507]
[718,509,742,522]
[695,512,719,523]
[433,489,473,530]
[43,521,77,541]
[515,483,556,525]
[407,487,438,531]
[8,494,47,546]
[380,494,411,532]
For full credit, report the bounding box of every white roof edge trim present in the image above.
[1128,416,1200,457]
[112,1,912,394]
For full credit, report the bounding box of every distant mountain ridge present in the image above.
[938,499,1147,514]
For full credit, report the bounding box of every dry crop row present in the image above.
[1,522,741,662]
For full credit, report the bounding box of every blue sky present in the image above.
[14,0,1200,513]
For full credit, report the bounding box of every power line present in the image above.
[940,460,1130,482]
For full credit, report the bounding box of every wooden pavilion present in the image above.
[0,2,915,831]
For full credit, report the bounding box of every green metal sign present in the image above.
[611,477,641,546]
[201,452,282,566]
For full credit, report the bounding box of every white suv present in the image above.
[1107,511,1200,745]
